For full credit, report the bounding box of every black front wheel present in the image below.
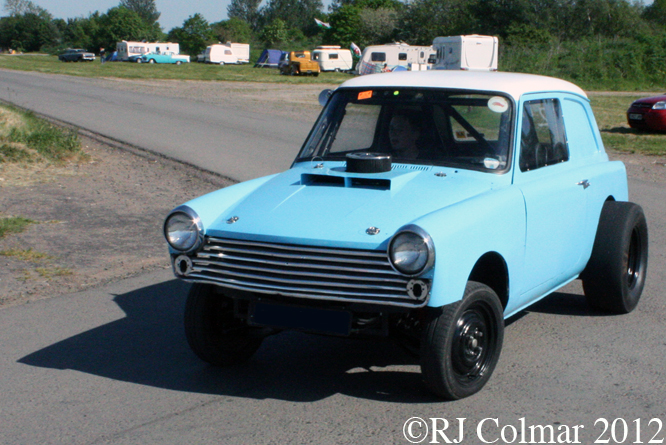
[420,281,504,400]
[184,283,264,366]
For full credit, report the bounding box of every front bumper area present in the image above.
[171,237,431,308]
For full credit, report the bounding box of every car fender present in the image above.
[172,174,278,233]
[578,158,629,269]
[414,185,526,309]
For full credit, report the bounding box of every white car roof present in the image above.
[340,70,588,101]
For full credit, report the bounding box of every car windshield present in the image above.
[297,87,514,172]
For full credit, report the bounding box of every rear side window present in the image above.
[520,99,569,172]
[561,98,599,158]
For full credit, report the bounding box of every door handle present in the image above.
[577,179,590,189]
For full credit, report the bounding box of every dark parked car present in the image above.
[627,94,666,132]
[58,49,95,62]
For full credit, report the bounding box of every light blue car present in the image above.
[138,52,189,65]
[164,70,648,399]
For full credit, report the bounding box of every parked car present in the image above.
[279,51,320,76]
[627,94,666,132]
[138,52,190,65]
[164,70,648,400]
[58,48,95,62]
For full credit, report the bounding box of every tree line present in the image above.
[1,0,666,87]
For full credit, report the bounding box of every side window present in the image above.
[329,53,338,59]
[561,98,599,158]
[520,99,569,172]
[371,52,386,62]
[398,53,407,61]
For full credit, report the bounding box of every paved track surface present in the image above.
[0,69,313,182]
[1,70,665,444]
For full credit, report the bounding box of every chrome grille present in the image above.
[184,237,428,307]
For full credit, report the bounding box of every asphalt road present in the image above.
[1,70,665,445]
[0,69,312,182]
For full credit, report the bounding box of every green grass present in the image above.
[0,216,36,238]
[0,248,52,262]
[0,103,82,163]
[0,54,351,84]
[589,93,666,156]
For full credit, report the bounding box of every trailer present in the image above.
[312,46,353,72]
[432,35,498,71]
[355,43,435,75]
[116,41,181,61]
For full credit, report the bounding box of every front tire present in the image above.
[184,283,264,366]
[420,281,504,400]
[582,201,648,313]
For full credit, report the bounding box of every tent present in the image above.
[254,49,284,68]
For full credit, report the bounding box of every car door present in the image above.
[512,95,589,300]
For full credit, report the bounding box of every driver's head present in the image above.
[389,112,421,159]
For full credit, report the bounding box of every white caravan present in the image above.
[312,46,353,72]
[355,43,435,75]
[116,41,181,61]
[200,43,250,64]
[432,35,498,71]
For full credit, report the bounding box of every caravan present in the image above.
[355,43,435,75]
[312,46,353,72]
[116,41,181,61]
[432,35,498,71]
[199,43,250,64]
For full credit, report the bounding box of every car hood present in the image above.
[203,163,500,250]
[632,94,666,105]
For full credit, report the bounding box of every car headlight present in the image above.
[653,101,666,110]
[388,225,434,276]
[163,206,203,252]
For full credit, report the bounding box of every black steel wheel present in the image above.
[421,281,504,400]
[184,283,264,366]
[582,201,648,313]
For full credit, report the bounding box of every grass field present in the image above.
[1,54,664,156]
[0,53,352,84]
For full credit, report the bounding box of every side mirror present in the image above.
[318,89,333,106]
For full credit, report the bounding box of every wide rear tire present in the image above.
[184,283,263,366]
[582,201,648,313]
[420,281,504,400]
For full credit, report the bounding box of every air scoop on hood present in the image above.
[346,152,392,173]
[301,173,391,190]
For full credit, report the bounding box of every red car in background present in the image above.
[627,94,666,131]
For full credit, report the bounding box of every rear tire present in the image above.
[420,281,504,400]
[184,283,263,366]
[582,201,648,313]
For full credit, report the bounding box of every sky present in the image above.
[22,0,333,32]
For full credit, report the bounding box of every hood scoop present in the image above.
[301,173,391,190]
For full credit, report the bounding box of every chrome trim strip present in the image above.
[207,237,387,258]
[183,276,429,308]
[196,251,396,274]
[192,259,407,283]
[193,266,407,292]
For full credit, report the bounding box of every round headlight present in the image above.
[164,207,202,252]
[389,226,434,276]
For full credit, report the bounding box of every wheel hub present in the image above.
[452,309,490,379]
